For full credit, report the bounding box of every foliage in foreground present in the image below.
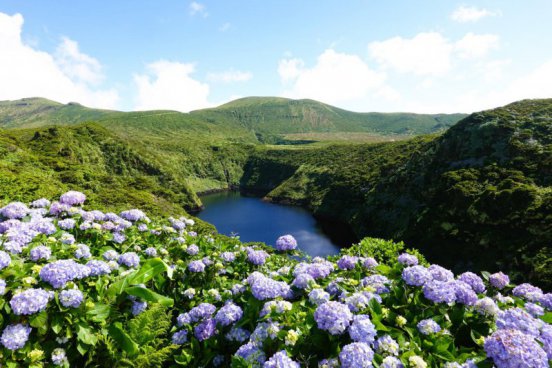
[0,192,551,367]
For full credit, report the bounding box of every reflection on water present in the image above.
[197,191,354,257]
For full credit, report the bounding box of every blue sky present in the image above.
[1,1,551,113]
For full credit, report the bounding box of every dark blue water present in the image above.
[197,191,350,257]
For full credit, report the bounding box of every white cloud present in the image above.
[451,5,499,23]
[133,60,211,112]
[369,32,453,76]
[189,2,208,17]
[278,49,386,105]
[206,69,252,83]
[0,12,119,109]
[455,33,499,59]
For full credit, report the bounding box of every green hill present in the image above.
[241,99,552,287]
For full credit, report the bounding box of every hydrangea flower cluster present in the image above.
[314,301,353,335]
[10,288,51,315]
[275,234,298,251]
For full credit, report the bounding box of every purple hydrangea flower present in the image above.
[339,342,374,368]
[484,329,548,368]
[74,244,91,259]
[51,348,67,365]
[214,302,243,326]
[292,273,315,289]
[512,283,543,302]
[381,356,404,368]
[475,297,500,317]
[489,272,510,289]
[58,218,76,230]
[119,209,146,222]
[112,232,126,244]
[294,261,334,279]
[454,280,478,306]
[1,202,29,219]
[361,275,391,294]
[186,244,199,255]
[458,272,486,293]
[49,201,70,216]
[428,264,454,281]
[235,342,266,366]
[30,198,50,208]
[29,245,51,262]
[60,191,86,206]
[226,327,251,342]
[0,250,11,270]
[221,251,236,262]
[539,324,552,360]
[417,319,441,335]
[102,249,119,261]
[309,288,330,305]
[59,289,84,308]
[0,279,6,295]
[337,255,358,270]
[194,318,217,341]
[318,358,340,368]
[60,233,75,245]
[31,219,56,235]
[10,288,50,315]
[363,257,378,269]
[541,293,552,310]
[275,234,297,251]
[1,324,31,350]
[496,307,542,337]
[423,280,457,304]
[402,266,432,286]
[264,351,300,368]
[118,252,140,268]
[144,247,157,257]
[131,300,148,315]
[188,303,216,322]
[171,330,188,344]
[374,335,400,356]
[188,260,206,273]
[247,272,291,300]
[525,302,544,317]
[343,292,371,313]
[86,260,111,276]
[349,314,377,344]
[39,259,90,288]
[398,253,418,266]
[247,249,270,265]
[314,301,353,335]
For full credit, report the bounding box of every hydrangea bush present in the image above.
[0,192,550,367]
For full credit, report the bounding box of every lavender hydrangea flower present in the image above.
[1,323,32,350]
[214,302,243,326]
[235,342,266,367]
[119,209,146,222]
[294,261,334,279]
[10,288,50,315]
[1,202,29,219]
[58,218,76,230]
[417,319,441,335]
[309,288,330,305]
[221,251,236,262]
[32,219,57,235]
[275,234,297,251]
[0,250,11,270]
[40,259,90,288]
[375,335,400,356]
[484,329,547,368]
[247,249,269,265]
[74,244,91,259]
[339,342,374,368]
[186,244,199,255]
[51,348,67,365]
[264,351,300,368]
[29,245,51,262]
[103,249,119,261]
[474,297,500,317]
[512,283,543,302]
[361,275,391,294]
[247,272,291,300]
[539,324,552,360]
[260,300,292,317]
[402,266,432,286]
[188,260,206,273]
[131,300,148,315]
[86,260,111,276]
[60,233,75,245]
[458,272,486,294]
[118,252,140,268]
[226,327,250,342]
[349,314,377,343]
[381,356,404,368]
[428,264,454,281]
[489,272,509,289]
[59,289,84,308]
[314,301,353,335]
[0,279,6,295]
[318,358,340,368]
[496,307,542,337]
[60,191,86,206]
[188,303,216,322]
[541,293,552,310]
[194,319,217,341]
[525,302,544,317]
[112,232,126,244]
[422,280,456,304]
[49,201,70,216]
[343,292,371,313]
[292,273,315,289]
[172,330,188,345]
[397,253,418,266]
[144,247,157,257]
[337,255,358,270]
[30,198,50,208]
[454,280,478,306]
[362,257,378,269]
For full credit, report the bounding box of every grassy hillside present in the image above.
[241,99,552,288]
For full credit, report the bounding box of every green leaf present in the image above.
[108,322,140,356]
[174,352,193,366]
[76,323,98,346]
[126,286,174,307]
[86,303,111,323]
[30,311,48,335]
[51,314,63,334]
[76,342,89,356]
[541,312,552,324]
[129,258,170,285]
